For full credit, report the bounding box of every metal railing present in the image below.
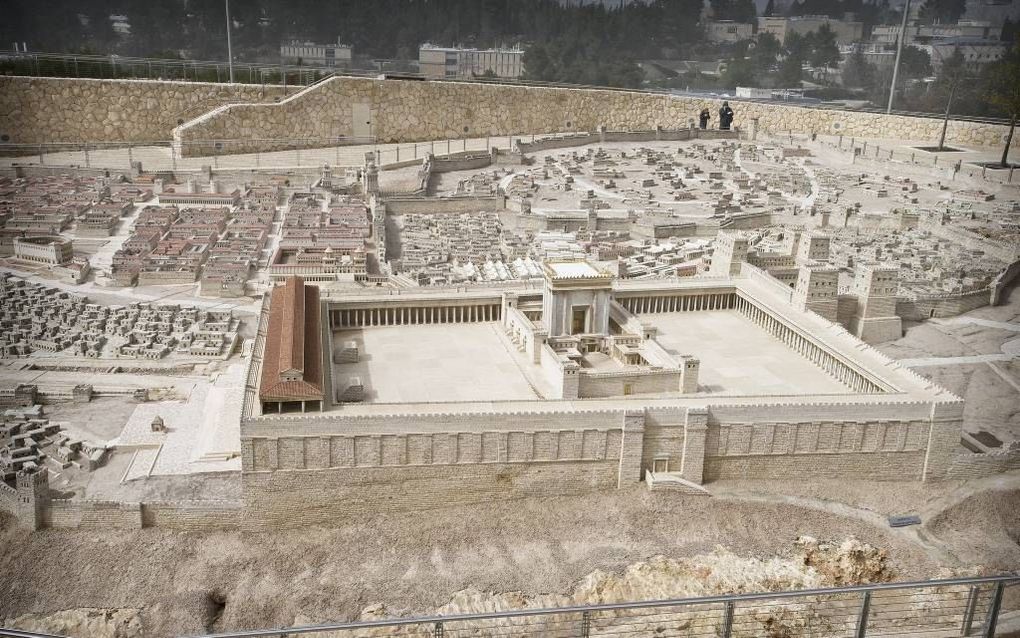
[1,575,1015,638]
[0,133,578,173]
[0,51,341,87]
[814,133,1017,185]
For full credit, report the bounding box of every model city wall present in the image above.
[1,76,1017,153]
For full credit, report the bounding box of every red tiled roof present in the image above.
[259,276,324,402]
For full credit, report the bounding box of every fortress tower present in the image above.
[795,230,831,264]
[793,263,840,322]
[14,468,50,530]
[849,264,903,343]
[710,231,749,277]
[362,160,379,195]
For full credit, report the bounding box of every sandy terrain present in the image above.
[879,286,1020,443]
[3,475,1019,637]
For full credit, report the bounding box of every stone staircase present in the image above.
[338,376,364,403]
[333,340,360,364]
[171,72,338,157]
[644,470,710,496]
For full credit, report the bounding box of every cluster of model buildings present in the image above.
[0,175,153,284]
[268,192,370,283]
[825,226,1008,295]
[110,181,279,296]
[0,275,237,359]
[0,392,105,493]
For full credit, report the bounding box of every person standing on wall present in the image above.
[699,108,711,130]
[719,101,734,130]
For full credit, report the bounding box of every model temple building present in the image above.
[258,276,324,413]
[242,256,963,527]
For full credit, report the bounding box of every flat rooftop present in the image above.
[332,323,541,403]
[547,261,602,278]
[647,310,851,395]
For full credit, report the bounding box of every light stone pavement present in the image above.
[113,360,245,477]
[647,310,851,395]
[899,353,1013,367]
[1,135,521,172]
[900,316,1020,366]
[333,322,542,403]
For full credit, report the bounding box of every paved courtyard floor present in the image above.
[333,322,542,403]
[647,310,852,395]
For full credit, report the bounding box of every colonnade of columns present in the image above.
[619,292,737,314]
[331,304,502,328]
[734,295,882,393]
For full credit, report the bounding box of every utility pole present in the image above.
[936,80,956,151]
[222,0,232,82]
[887,0,911,113]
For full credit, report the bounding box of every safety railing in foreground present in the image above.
[0,575,1016,638]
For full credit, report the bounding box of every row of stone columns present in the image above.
[734,295,879,393]
[622,293,736,314]
[332,304,501,328]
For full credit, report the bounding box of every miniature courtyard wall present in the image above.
[237,398,961,527]
[3,76,1017,153]
[236,274,965,528]
[38,499,240,530]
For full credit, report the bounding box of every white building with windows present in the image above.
[280,37,353,68]
[418,44,525,79]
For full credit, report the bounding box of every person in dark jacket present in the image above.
[719,101,734,130]
[698,108,711,129]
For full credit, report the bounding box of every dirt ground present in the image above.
[3,476,1019,637]
[879,285,1020,443]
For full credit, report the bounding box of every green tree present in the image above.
[784,31,811,60]
[751,32,782,71]
[778,54,803,87]
[1003,18,1018,43]
[841,47,876,88]
[710,0,758,23]
[722,56,756,87]
[918,0,967,24]
[522,43,554,81]
[986,44,1020,167]
[899,45,933,79]
[808,24,841,72]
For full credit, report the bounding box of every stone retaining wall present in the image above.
[0,76,287,144]
[3,76,1016,153]
[40,498,239,530]
[172,76,1018,155]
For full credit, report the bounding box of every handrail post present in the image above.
[721,600,735,638]
[982,582,1004,638]
[580,610,592,638]
[855,590,872,638]
[961,585,979,636]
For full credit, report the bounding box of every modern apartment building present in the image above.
[758,15,864,45]
[280,37,353,68]
[418,45,524,79]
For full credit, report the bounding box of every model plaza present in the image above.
[244,254,961,526]
[325,260,846,403]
